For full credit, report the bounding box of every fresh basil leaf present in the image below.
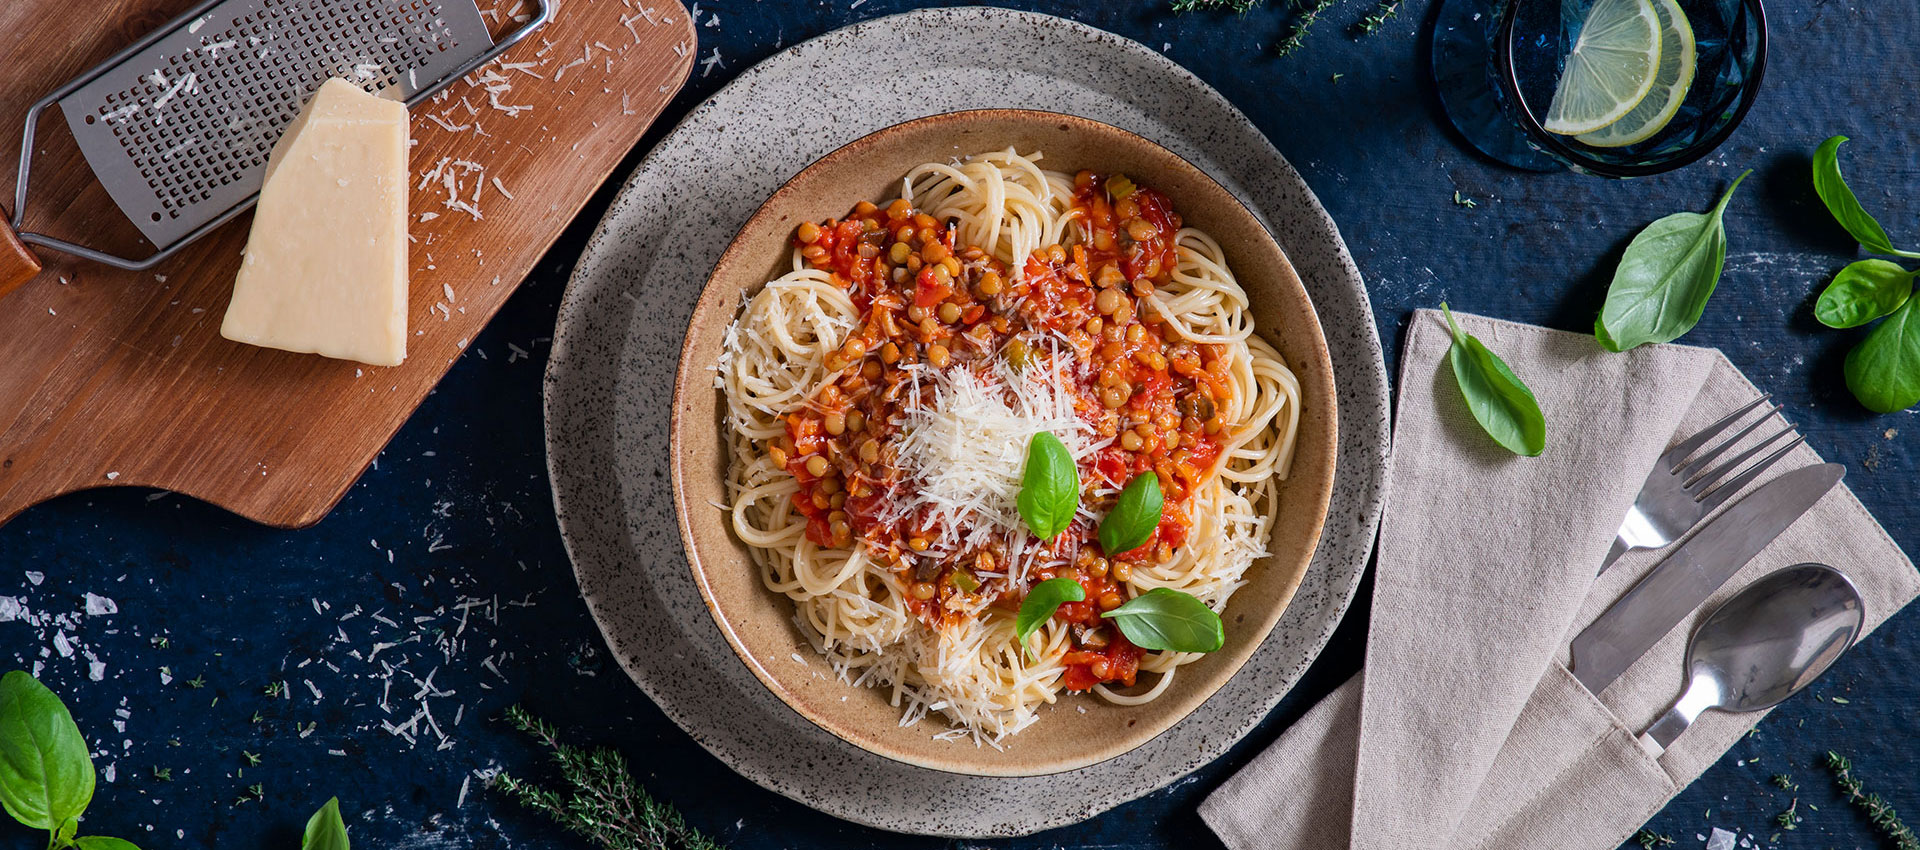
[0,671,94,830]
[1098,474,1162,556]
[56,816,77,845]
[1015,578,1086,653]
[1813,136,1920,260]
[1817,259,1916,329]
[1595,171,1750,351]
[74,837,141,850]
[1845,296,1920,413]
[303,797,350,850]
[1441,305,1546,457]
[1016,433,1078,541]
[1100,588,1224,653]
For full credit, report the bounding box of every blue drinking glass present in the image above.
[1431,0,1767,177]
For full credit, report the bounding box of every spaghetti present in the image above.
[719,150,1301,744]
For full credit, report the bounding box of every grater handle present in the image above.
[0,216,41,298]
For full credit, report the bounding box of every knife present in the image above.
[1571,462,1844,695]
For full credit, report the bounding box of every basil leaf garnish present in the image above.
[1441,305,1546,457]
[0,671,94,831]
[1845,296,1920,414]
[1016,433,1078,541]
[1101,588,1224,653]
[1595,171,1750,351]
[1098,473,1162,556]
[303,797,352,850]
[1817,259,1916,329]
[1016,577,1086,654]
[1813,136,1920,260]
[75,838,142,850]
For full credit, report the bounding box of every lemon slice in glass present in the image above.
[1541,0,1662,136]
[1574,0,1696,147]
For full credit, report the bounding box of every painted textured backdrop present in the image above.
[1,0,1916,848]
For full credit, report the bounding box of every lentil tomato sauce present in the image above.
[765,171,1235,690]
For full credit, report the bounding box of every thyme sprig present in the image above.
[496,706,725,850]
[1276,0,1341,56]
[1826,752,1920,850]
[1352,0,1401,35]
[1632,828,1675,848]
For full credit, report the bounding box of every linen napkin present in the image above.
[1200,310,1920,850]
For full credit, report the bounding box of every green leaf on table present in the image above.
[1015,577,1086,655]
[1016,433,1078,541]
[1101,588,1225,653]
[0,671,95,830]
[75,837,142,850]
[1813,136,1920,259]
[1845,296,1920,413]
[1441,305,1546,457]
[1097,474,1163,556]
[1816,259,1916,328]
[303,797,350,850]
[1595,171,1750,351]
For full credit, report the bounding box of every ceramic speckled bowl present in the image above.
[670,110,1339,777]
[545,6,1390,836]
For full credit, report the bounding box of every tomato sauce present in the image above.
[765,173,1232,691]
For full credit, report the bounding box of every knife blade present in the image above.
[1571,462,1844,695]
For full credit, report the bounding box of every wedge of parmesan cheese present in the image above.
[221,78,409,367]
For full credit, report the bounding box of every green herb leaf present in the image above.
[56,816,76,846]
[1098,474,1163,555]
[1845,296,1920,413]
[1015,578,1086,653]
[1813,136,1920,260]
[1595,171,1749,350]
[1016,433,1078,541]
[1441,305,1546,456]
[303,797,350,850]
[0,671,95,830]
[1817,259,1916,328]
[74,838,142,850]
[1100,588,1225,652]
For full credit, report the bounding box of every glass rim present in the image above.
[1494,0,1769,178]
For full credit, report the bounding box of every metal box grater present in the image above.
[6,0,549,273]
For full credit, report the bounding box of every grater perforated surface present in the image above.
[57,0,491,249]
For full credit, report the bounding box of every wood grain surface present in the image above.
[0,0,694,528]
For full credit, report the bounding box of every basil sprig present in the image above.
[1098,473,1163,555]
[1804,137,1920,413]
[1016,433,1078,540]
[1015,577,1086,654]
[1813,136,1920,260]
[304,797,351,850]
[1101,588,1225,653]
[1817,260,1915,329]
[1441,305,1545,457]
[0,671,137,850]
[1595,171,1750,351]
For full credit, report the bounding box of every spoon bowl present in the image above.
[1642,563,1863,751]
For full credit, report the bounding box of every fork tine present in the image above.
[1664,394,1774,471]
[1685,422,1796,492]
[1695,433,1807,512]
[1676,403,1785,479]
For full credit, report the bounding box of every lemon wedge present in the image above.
[1542,0,1662,136]
[1575,0,1696,147]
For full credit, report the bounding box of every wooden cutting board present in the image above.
[0,0,695,527]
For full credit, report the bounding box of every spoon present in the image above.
[1640,563,1864,754]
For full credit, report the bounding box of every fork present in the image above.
[1600,394,1806,574]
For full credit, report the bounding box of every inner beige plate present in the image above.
[669,109,1337,777]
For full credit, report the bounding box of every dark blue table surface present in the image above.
[4,1,1917,848]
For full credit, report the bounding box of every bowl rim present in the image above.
[668,108,1338,776]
